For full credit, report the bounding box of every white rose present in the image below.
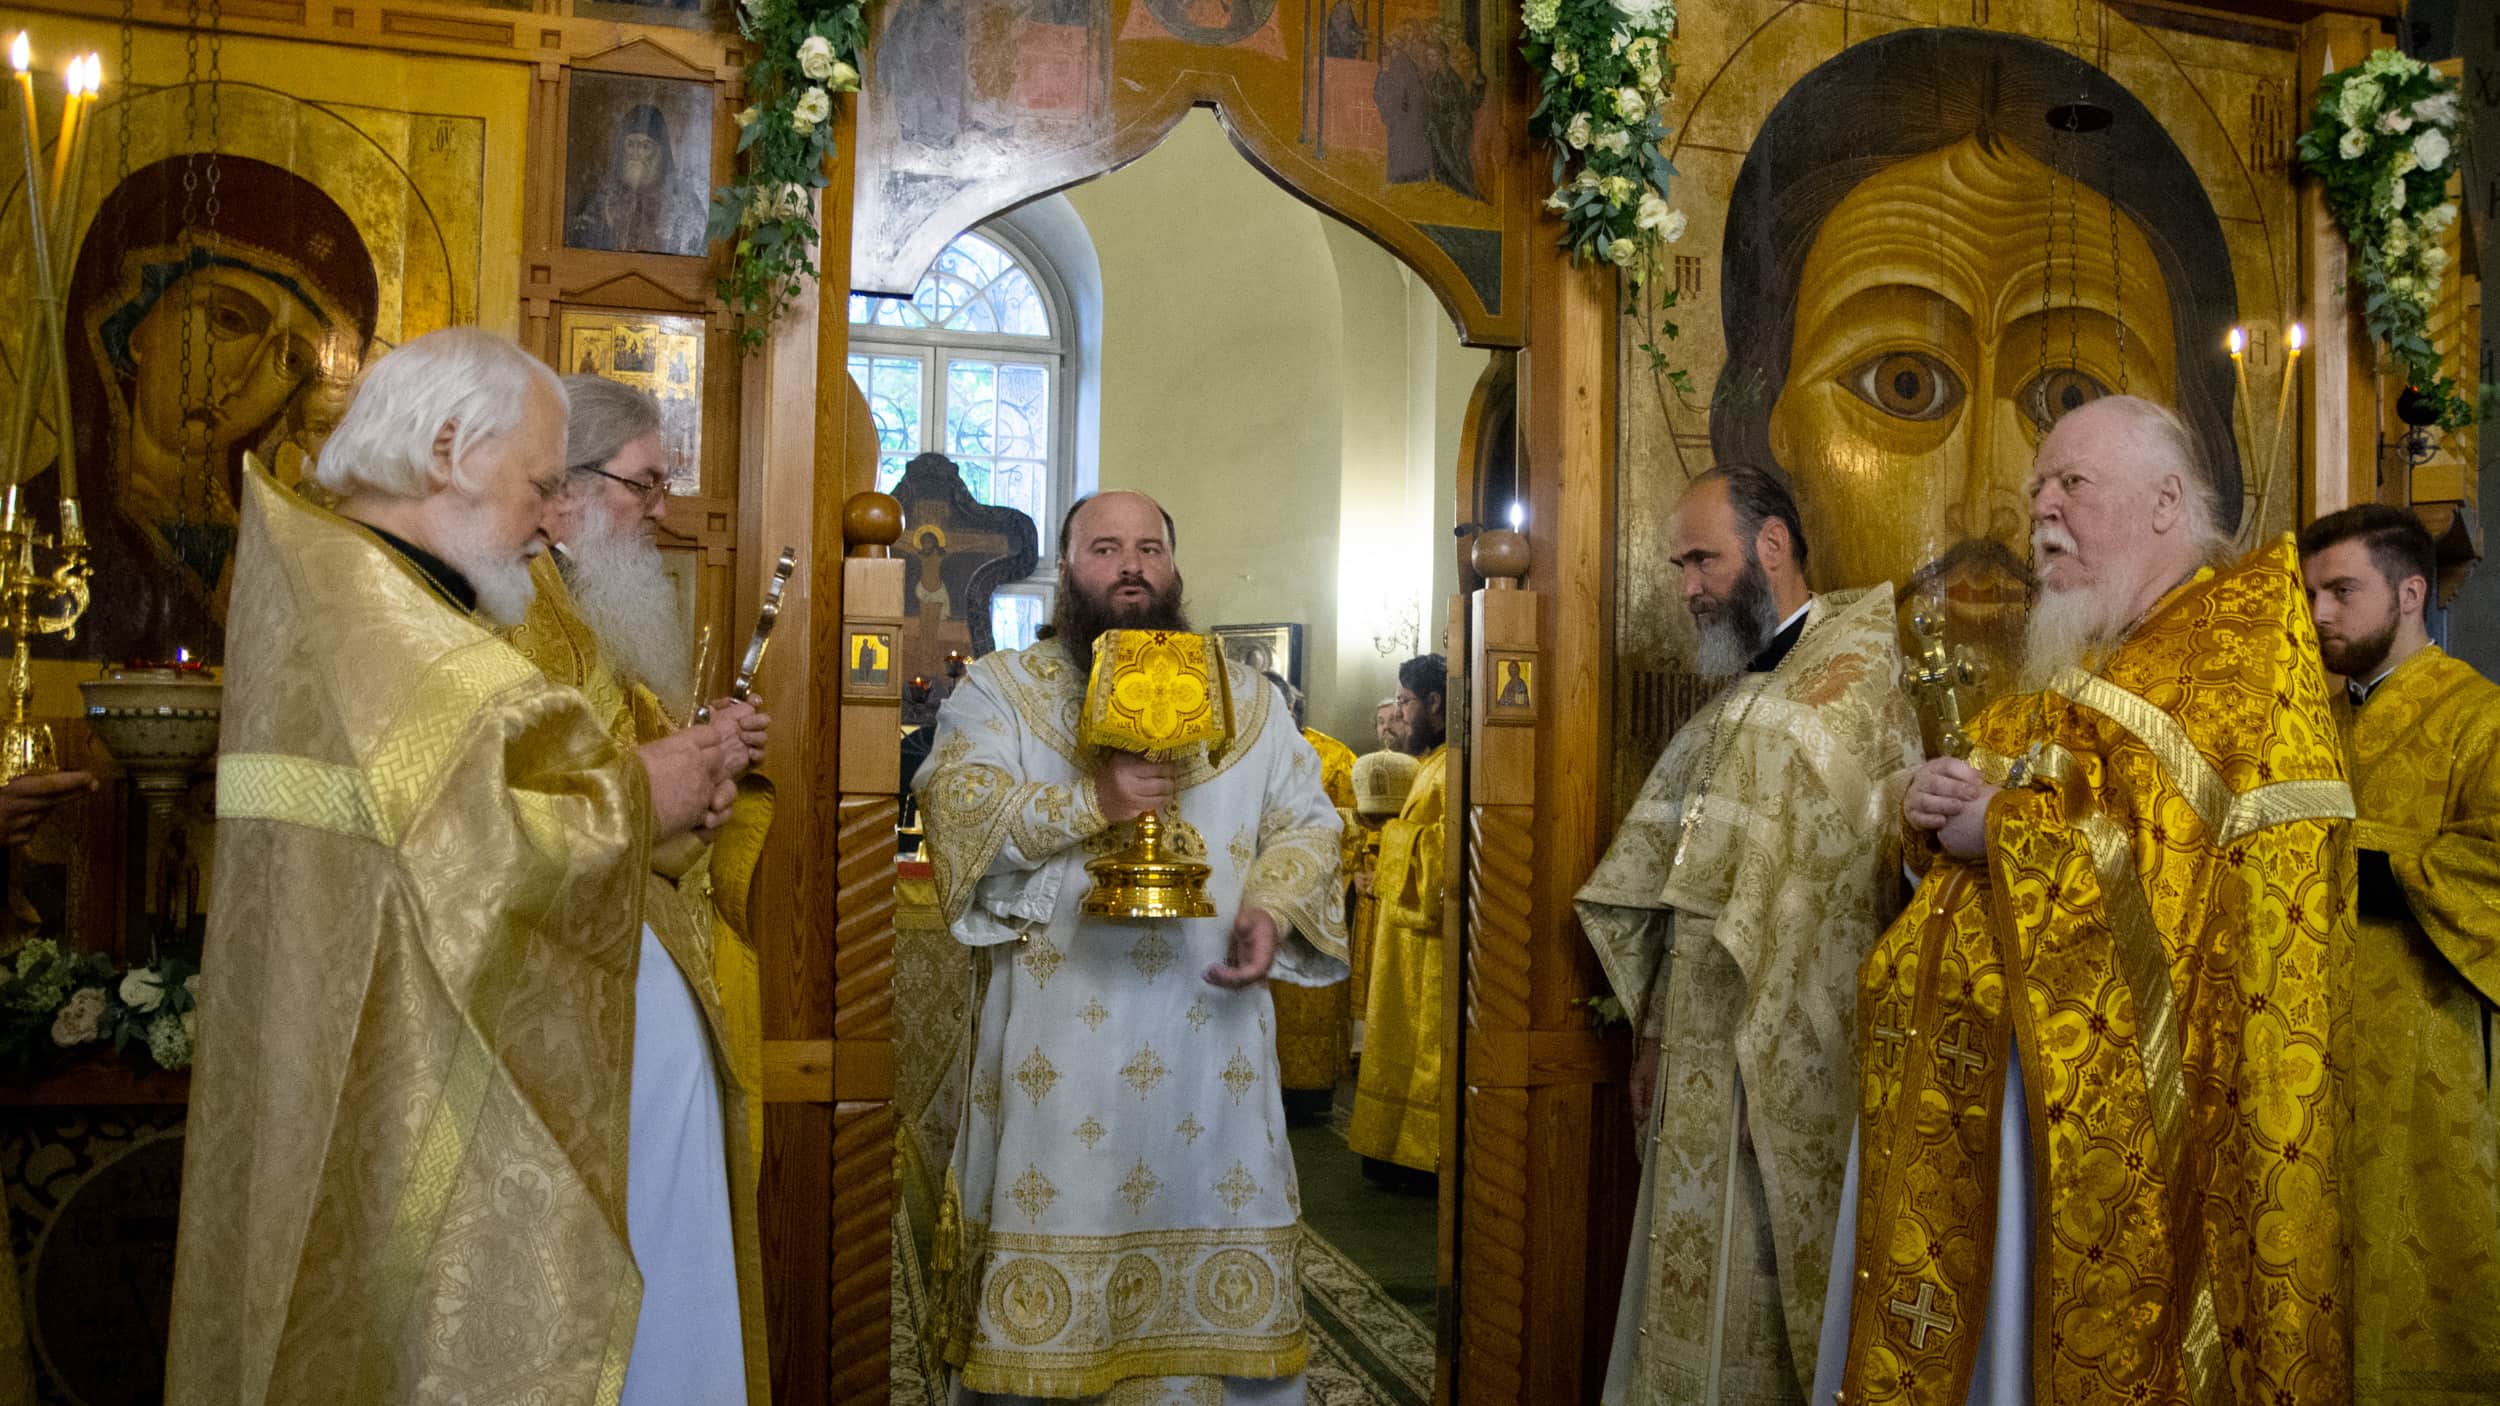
[2377,109,2412,134]
[2413,92,2460,126]
[1608,237,1643,268]
[1635,190,1673,231]
[120,968,165,1013]
[1551,47,1578,77]
[2338,129,2368,160]
[734,105,761,129]
[49,987,104,1047]
[1575,168,1601,191]
[1595,128,1632,155]
[2412,129,2450,171]
[2424,244,2450,274]
[797,34,837,81]
[1658,207,1687,243]
[825,60,861,93]
[791,86,832,131]
[2425,202,2458,232]
[1614,0,1668,24]
[1566,112,1593,149]
[1615,87,1647,122]
[1610,31,1629,54]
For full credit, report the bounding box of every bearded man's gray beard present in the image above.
[432,508,539,631]
[2019,583,2136,691]
[1690,556,1782,677]
[561,508,695,716]
[1052,575,1191,678]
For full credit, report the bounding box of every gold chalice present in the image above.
[1077,629,1233,920]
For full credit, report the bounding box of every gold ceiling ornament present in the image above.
[1077,630,1233,920]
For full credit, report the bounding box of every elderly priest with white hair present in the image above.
[1814,395,2354,1406]
[167,327,760,1404]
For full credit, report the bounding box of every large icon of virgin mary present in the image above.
[29,154,380,664]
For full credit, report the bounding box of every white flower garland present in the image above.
[2297,50,2480,429]
[1520,0,1689,400]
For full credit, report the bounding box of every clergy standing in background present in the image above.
[1347,653,1449,1189]
[2301,504,2500,1406]
[505,374,776,1405]
[1344,749,1419,1059]
[168,329,754,1403]
[917,491,1347,1404]
[1577,465,1921,1406]
[1821,397,2353,1406]
[1263,670,1357,1122]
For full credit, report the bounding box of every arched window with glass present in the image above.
[845,226,1071,539]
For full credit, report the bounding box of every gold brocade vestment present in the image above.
[1273,728,1357,1093]
[1837,539,2354,1406]
[1347,745,1447,1172]
[1575,585,1921,1406]
[505,553,775,1405]
[169,474,655,1404]
[2336,645,2500,1406]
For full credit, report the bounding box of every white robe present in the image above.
[621,925,746,1405]
[919,645,1348,1401]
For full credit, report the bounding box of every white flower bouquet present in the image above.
[711,0,869,350]
[2296,50,2482,429]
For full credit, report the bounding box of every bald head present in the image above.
[1057,491,1177,560]
[1051,489,1188,672]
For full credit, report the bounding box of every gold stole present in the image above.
[1841,538,2353,1406]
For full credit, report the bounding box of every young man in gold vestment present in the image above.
[1348,653,1449,1188]
[503,375,777,1404]
[168,329,755,1404]
[1818,397,2353,1406]
[1578,465,1922,1406]
[2302,504,2500,1406]
[1261,669,1357,1122]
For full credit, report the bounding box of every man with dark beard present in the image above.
[1348,652,1450,1189]
[2301,504,2500,1406]
[1819,397,2351,1406]
[1574,463,1920,1405]
[506,374,776,1405]
[915,490,1348,1404]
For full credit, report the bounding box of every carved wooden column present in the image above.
[2299,12,2392,521]
[829,495,904,1400]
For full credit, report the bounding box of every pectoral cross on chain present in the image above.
[1888,1281,1957,1349]
[1933,1022,1988,1090]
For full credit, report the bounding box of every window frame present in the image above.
[848,220,1081,589]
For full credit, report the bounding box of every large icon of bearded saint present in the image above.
[1709,28,2241,690]
[25,154,380,664]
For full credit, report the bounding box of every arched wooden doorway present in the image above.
[766,7,1625,1400]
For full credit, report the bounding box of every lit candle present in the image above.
[5,33,49,532]
[43,55,79,228]
[2224,326,2256,475]
[48,56,94,273]
[2269,322,2306,477]
[1506,500,1524,532]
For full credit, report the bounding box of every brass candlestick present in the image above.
[1076,629,1233,920]
[1,36,100,780]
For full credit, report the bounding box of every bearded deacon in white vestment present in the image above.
[1577,467,1920,1406]
[919,493,1347,1405]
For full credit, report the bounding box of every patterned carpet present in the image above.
[892,1219,1433,1404]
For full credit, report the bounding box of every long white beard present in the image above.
[432,509,539,629]
[2020,582,2135,690]
[563,510,693,717]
